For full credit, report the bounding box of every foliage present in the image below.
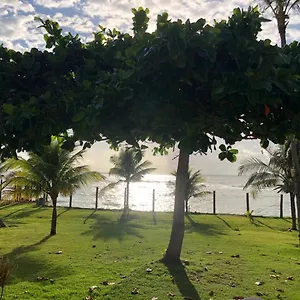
[3,139,104,234]
[2,6,300,160]
[105,148,156,211]
[169,169,211,201]
[0,204,299,300]
[238,143,294,197]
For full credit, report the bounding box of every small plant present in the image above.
[0,256,13,299]
[245,210,254,224]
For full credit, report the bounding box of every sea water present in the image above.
[56,174,291,217]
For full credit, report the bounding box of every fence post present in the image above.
[152,189,155,213]
[213,191,216,214]
[95,187,99,210]
[152,189,156,224]
[69,193,73,208]
[280,194,283,218]
[0,177,3,201]
[246,193,250,212]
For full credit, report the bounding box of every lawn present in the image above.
[0,203,299,300]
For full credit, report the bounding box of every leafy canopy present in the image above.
[1,6,300,160]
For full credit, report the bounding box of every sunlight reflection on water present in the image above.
[57,174,290,217]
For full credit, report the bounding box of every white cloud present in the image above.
[33,0,80,8]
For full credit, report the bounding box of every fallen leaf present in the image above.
[255,281,264,286]
[270,274,280,279]
[231,254,240,258]
[88,286,98,292]
[287,276,294,281]
[206,251,212,254]
[146,268,152,273]
[55,251,62,254]
[151,298,158,300]
[168,292,175,297]
[131,288,139,294]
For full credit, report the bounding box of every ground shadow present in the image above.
[253,218,274,230]
[81,213,144,241]
[1,206,43,220]
[185,215,225,236]
[163,261,201,300]
[57,207,70,218]
[216,215,234,230]
[2,235,71,283]
[83,209,97,224]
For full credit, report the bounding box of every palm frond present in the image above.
[100,180,124,193]
[238,157,276,176]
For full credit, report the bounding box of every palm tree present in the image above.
[106,148,156,213]
[261,0,299,47]
[169,169,211,215]
[4,140,104,235]
[261,0,300,237]
[238,144,297,230]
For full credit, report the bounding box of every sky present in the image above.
[1,0,300,175]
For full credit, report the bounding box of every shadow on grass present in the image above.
[216,215,234,230]
[83,209,97,224]
[163,261,201,300]
[4,235,71,283]
[185,215,225,236]
[2,206,43,220]
[253,218,274,230]
[57,207,70,218]
[82,212,144,242]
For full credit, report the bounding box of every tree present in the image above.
[4,138,104,235]
[169,169,211,214]
[2,6,300,263]
[238,143,297,230]
[261,0,300,240]
[106,148,156,213]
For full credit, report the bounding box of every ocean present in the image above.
[56,174,291,217]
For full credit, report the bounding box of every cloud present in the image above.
[33,0,80,9]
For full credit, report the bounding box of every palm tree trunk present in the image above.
[50,196,58,236]
[162,149,189,264]
[290,193,297,230]
[291,141,300,242]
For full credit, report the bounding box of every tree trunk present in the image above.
[290,192,297,230]
[50,196,58,236]
[162,149,189,264]
[291,141,300,243]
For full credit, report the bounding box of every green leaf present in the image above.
[145,8,150,14]
[226,152,237,163]
[2,103,14,115]
[260,139,269,149]
[72,112,85,122]
[83,80,91,89]
[219,144,226,152]
[116,51,122,59]
[218,152,226,161]
[229,148,239,155]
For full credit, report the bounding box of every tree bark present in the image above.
[290,192,297,230]
[162,149,189,264]
[50,196,58,236]
[291,141,300,243]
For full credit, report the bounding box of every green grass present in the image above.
[0,203,299,300]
